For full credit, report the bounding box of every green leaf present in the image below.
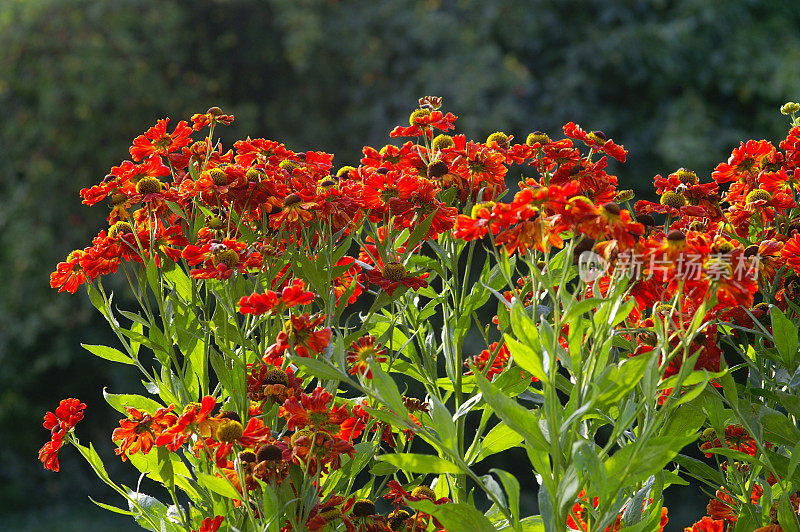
[780,493,800,532]
[593,352,654,407]
[760,408,800,447]
[163,265,193,302]
[504,335,548,384]
[718,371,739,410]
[368,361,411,421]
[538,483,556,532]
[156,446,174,490]
[87,283,116,325]
[82,343,133,365]
[165,200,187,221]
[375,453,462,474]
[145,258,160,296]
[126,447,195,499]
[772,306,799,371]
[77,442,111,483]
[605,435,699,492]
[289,355,344,382]
[472,422,524,464]
[127,492,180,532]
[195,471,241,500]
[428,394,457,450]
[476,376,549,452]
[403,211,437,257]
[673,454,725,486]
[518,517,546,531]
[89,497,137,516]
[563,297,604,322]
[572,439,607,497]
[369,461,398,476]
[407,500,496,532]
[491,468,521,530]
[103,389,165,416]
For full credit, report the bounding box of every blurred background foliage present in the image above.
[2,0,800,529]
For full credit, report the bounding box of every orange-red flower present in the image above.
[306,496,356,532]
[390,110,457,138]
[50,250,87,294]
[781,234,800,275]
[684,516,725,532]
[155,396,217,451]
[238,291,280,315]
[699,425,758,458]
[563,122,627,162]
[191,107,234,131]
[712,139,776,184]
[364,261,429,296]
[238,278,315,315]
[130,118,193,161]
[193,516,224,532]
[384,480,450,508]
[464,342,511,381]
[272,313,332,358]
[38,398,86,472]
[346,336,388,378]
[112,405,177,461]
[280,386,350,435]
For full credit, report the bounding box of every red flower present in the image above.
[712,139,776,184]
[364,261,429,296]
[279,278,316,307]
[390,110,457,138]
[699,425,758,458]
[280,386,350,435]
[384,480,450,508]
[112,405,177,461]
[233,137,294,167]
[50,250,87,294]
[684,516,725,532]
[193,516,224,532]
[306,496,356,532]
[563,122,627,162]
[285,429,355,476]
[38,398,86,472]
[273,313,332,358]
[155,396,217,451]
[706,487,740,523]
[191,108,234,130]
[130,118,193,161]
[269,190,320,230]
[346,336,388,378]
[239,292,280,315]
[462,140,509,190]
[464,342,512,381]
[781,234,800,275]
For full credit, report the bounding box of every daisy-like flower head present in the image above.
[50,250,87,294]
[346,335,388,378]
[193,516,224,532]
[364,261,429,296]
[273,313,332,358]
[155,396,217,451]
[112,404,177,461]
[130,118,193,161]
[190,106,234,131]
[38,398,87,472]
[712,139,776,184]
[563,122,627,162]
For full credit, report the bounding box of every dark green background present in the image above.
[2,1,800,529]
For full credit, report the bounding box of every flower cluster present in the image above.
[43,99,800,531]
